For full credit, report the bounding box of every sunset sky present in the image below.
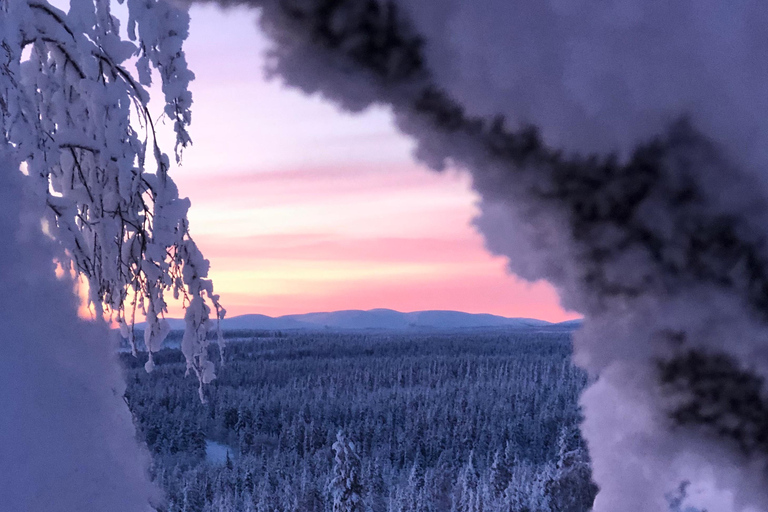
[150,4,576,321]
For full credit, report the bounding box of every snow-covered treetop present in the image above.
[0,0,223,399]
[330,430,364,512]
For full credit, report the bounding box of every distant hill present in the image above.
[139,309,580,331]
[553,319,583,329]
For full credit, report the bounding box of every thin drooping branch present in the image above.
[1,0,224,399]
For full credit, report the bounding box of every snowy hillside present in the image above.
[142,309,578,331]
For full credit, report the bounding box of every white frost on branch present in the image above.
[0,0,225,398]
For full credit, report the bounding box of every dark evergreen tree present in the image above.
[330,431,365,512]
[545,427,598,512]
[489,450,513,497]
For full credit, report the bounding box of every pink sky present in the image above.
[153,5,576,321]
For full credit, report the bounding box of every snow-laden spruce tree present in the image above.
[329,430,364,512]
[544,427,598,512]
[0,0,223,397]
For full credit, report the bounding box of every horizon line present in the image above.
[139,308,585,323]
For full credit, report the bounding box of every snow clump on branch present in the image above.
[0,0,224,399]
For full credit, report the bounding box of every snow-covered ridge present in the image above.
[136,309,580,331]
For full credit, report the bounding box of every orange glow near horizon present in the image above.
[165,162,578,322]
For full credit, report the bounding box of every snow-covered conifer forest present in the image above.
[123,329,597,512]
[4,0,768,510]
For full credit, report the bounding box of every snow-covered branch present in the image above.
[1,0,223,398]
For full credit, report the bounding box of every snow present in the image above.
[205,440,232,465]
[179,0,768,509]
[6,0,768,509]
[1,0,225,394]
[0,152,159,511]
[0,1,223,507]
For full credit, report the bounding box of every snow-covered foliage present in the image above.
[124,330,593,512]
[0,148,160,510]
[181,0,768,510]
[0,0,223,397]
[544,426,598,512]
[329,431,364,512]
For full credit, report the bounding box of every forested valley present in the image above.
[122,329,598,512]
